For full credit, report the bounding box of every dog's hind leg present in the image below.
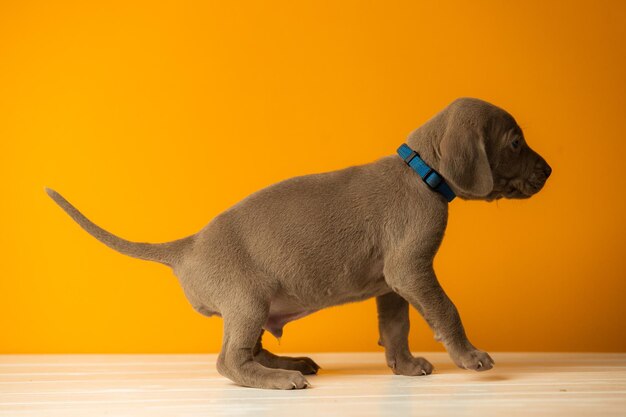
[252,330,320,375]
[216,302,310,389]
[376,291,434,376]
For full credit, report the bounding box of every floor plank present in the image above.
[1,353,625,416]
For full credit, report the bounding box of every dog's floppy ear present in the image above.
[438,124,494,197]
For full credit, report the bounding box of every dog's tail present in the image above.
[45,188,193,267]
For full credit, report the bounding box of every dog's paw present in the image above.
[452,349,494,372]
[255,352,321,375]
[268,370,311,390]
[292,356,321,375]
[391,356,434,376]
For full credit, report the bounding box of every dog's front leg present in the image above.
[376,291,434,376]
[384,257,494,372]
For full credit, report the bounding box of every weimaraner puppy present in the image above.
[47,97,551,389]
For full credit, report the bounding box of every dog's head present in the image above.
[409,97,551,201]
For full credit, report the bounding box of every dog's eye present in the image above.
[511,138,521,150]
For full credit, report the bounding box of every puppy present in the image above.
[47,97,551,389]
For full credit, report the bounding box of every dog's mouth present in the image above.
[505,183,533,199]
[487,180,535,201]
[486,191,530,201]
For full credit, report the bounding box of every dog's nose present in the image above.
[544,164,552,178]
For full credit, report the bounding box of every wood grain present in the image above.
[1,353,625,416]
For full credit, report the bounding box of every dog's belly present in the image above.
[264,309,316,339]
[264,274,390,339]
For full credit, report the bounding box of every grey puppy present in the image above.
[47,97,551,389]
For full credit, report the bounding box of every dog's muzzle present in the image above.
[526,160,552,195]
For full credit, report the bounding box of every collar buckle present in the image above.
[396,143,456,203]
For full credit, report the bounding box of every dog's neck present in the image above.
[405,113,445,172]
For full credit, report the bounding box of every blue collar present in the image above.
[397,143,456,202]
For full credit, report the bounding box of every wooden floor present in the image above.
[1,353,625,417]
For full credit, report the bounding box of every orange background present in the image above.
[1,0,625,353]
